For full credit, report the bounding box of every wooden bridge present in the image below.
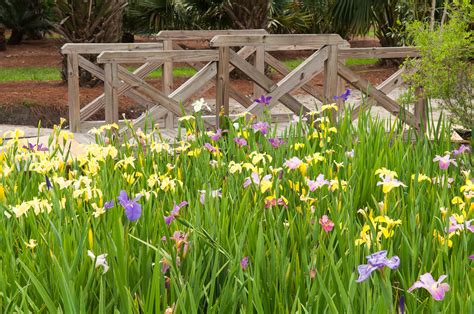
[61,30,423,135]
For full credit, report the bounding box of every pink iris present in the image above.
[307,174,329,191]
[448,216,474,233]
[433,154,457,170]
[163,201,188,226]
[284,157,302,170]
[408,273,450,301]
[319,215,334,232]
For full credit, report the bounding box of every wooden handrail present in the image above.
[210,34,346,47]
[97,50,219,63]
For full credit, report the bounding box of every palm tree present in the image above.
[0,0,51,45]
[52,0,127,85]
[0,23,6,51]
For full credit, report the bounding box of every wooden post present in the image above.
[163,39,174,129]
[216,47,230,127]
[415,86,427,132]
[104,63,119,124]
[253,46,265,99]
[67,53,81,132]
[324,45,338,103]
[324,45,339,122]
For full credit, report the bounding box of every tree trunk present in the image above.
[8,28,24,45]
[224,0,269,29]
[0,24,6,51]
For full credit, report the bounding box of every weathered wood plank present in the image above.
[117,69,184,116]
[264,52,324,102]
[350,66,409,120]
[80,62,163,121]
[228,50,309,116]
[97,50,219,64]
[415,86,426,131]
[116,46,255,130]
[253,46,265,99]
[267,46,328,105]
[163,39,174,129]
[104,64,113,124]
[338,47,420,59]
[216,47,230,126]
[67,53,81,132]
[337,63,418,128]
[103,63,119,124]
[324,45,338,113]
[62,43,164,54]
[156,29,267,40]
[210,34,345,48]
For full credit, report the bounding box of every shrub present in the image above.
[404,0,473,129]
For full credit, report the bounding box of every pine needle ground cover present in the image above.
[0,105,472,313]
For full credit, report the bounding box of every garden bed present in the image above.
[0,109,472,312]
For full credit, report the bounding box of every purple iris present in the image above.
[117,190,142,222]
[469,255,474,260]
[104,200,115,209]
[203,143,217,153]
[453,144,470,157]
[233,137,247,147]
[408,273,450,301]
[333,89,351,102]
[45,176,52,190]
[23,143,49,152]
[252,121,269,135]
[255,95,272,106]
[209,129,227,141]
[356,250,400,282]
[164,201,188,226]
[399,295,405,314]
[240,256,249,270]
[268,138,286,148]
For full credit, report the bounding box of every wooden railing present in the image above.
[61,29,268,132]
[63,32,424,133]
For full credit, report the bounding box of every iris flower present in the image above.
[319,215,334,232]
[255,95,272,105]
[252,122,269,135]
[164,201,188,226]
[87,250,109,273]
[117,190,142,222]
[233,137,247,147]
[356,250,400,282]
[307,174,329,191]
[447,215,474,233]
[284,157,303,170]
[203,143,217,153]
[23,143,48,152]
[199,189,222,204]
[268,138,286,148]
[333,89,351,102]
[433,154,457,170]
[453,144,470,157]
[408,273,449,301]
[208,129,225,141]
[377,175,407,193]
[243,172,272,193]
[240,256,249,270]
[192,98,211,112]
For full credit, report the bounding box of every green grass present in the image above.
[0,67,61,81]
[345,57,379,66]
[0,109,472,312]
[0,66,197,82]
[280,57,379,71]
[0,58,379,82]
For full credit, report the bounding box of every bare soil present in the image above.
[0,37,398,128]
